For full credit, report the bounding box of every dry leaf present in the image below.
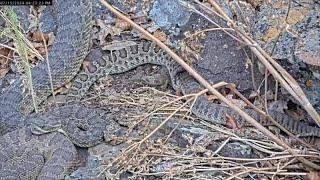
[46,94,66,104]
[65,82,72,89]
[225,113,241,130]
[31,31,49,43]
[207,94,218,101]
[286,108,305,121]
[306,79,313,87]
[246,0,263,8]
[32,42,44,49]
[0,47,12,58]
[132,14,148,25]
[102,40,137,51]
[82,60,92,72]
[175,89,183,96]
[53,86,67,95]
[115,17,131,31]
[0,47,13,78]
[36,47,47,56]
[30,32,54,57]
[223,94,247,108]
[0,68,9,78]
[249,91,259,99]
[152,29,167,42]
[181,34,205,64]
[47,32,55,46]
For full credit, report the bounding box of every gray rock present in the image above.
[196,32,262,92]
[252,1,320,64]
[149,0,192,30]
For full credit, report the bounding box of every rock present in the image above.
[196,31,262,92]
[149,0,192,30]
[252,0,320,64]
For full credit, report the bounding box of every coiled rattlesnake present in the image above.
[0,0,93,179]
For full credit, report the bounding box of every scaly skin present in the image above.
[0,0,93,179]
[0,128,77,179]
[0,0,92,135]
[29,105,120,147]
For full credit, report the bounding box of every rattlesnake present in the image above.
[0,0,93,179]
[0,128,77,179]
[0,0,92,134]
[0,0,320,179]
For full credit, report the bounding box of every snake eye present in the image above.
[76,123,88,131]
[30,125,43,135]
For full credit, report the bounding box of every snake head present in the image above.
[26,115,62,135]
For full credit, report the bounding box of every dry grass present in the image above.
[0,7,43,112]
[88,86,319,179]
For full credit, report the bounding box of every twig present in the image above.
[184,27,234,39]
[39,29,57,108]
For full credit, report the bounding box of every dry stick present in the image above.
[207,0,320,127]
[103,95,196,173]
[40,30,57,108]
[147,153,319,162]
[194,0,319,135]
[185,27,234,38]
[0,43,16,51]
[0,11,41,58]
[0,53,13,61]
[232,36,320,169]
[130,93,195,130]
[109,104,192,175]
[131,82,227,132]
[99,0,320,170]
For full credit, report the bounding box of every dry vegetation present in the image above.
[90,86,319,179]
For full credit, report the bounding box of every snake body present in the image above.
[29,105,120,148]
[0,0,319,179]
[0,0,93,179]
[0,128,77,179]
[0,0,92,135]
